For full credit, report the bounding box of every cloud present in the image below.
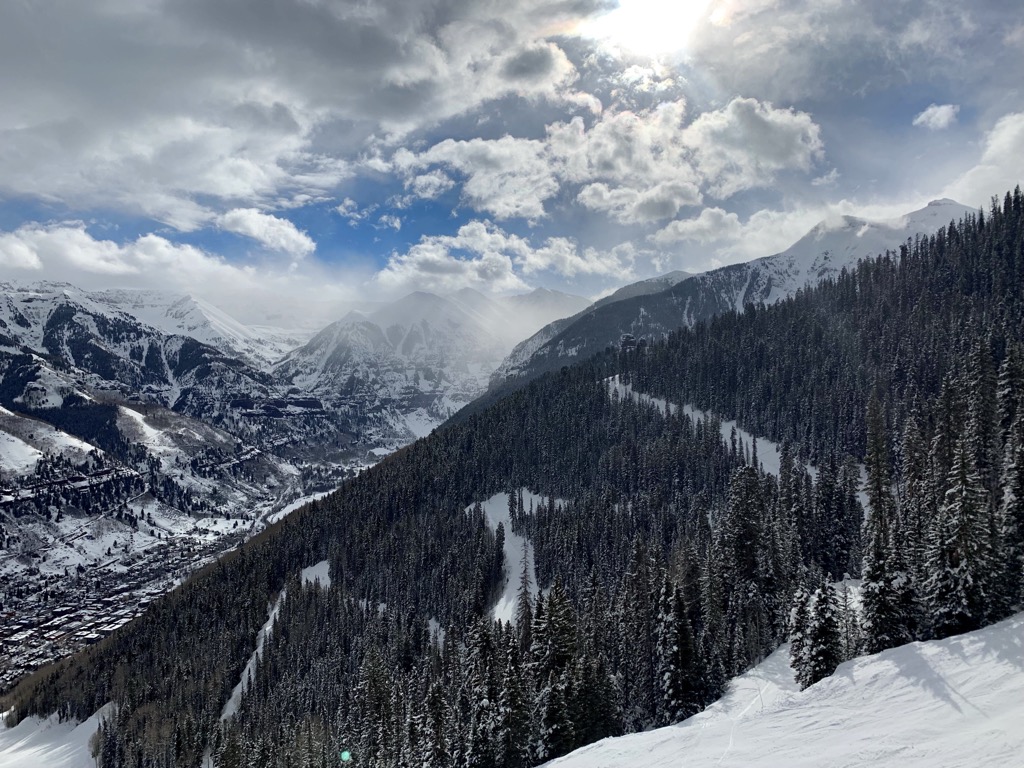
[394,97,824,224]
[374,220,633,295]
[0,221,360,326]
[217,208,316,258]
[688,0,1014,106]
[0,0,609,228]
[681,97,823,198]
[943,112,1024,206]
[913,103,960,130]
[397,137,558,220]
[650,207,742,246]
[576,180,700,224]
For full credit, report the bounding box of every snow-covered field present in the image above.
[542,611,1024,768]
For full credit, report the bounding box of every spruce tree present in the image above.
[800,581,842,690]
[788,585,812,687]
[925,435,994,638]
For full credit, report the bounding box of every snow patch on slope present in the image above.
[474,490,551,624]
[543,611,1024,768]
[0,703,112,768]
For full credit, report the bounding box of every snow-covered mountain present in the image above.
[53,287,310,369]
[491,271,692,385]
[273,288,589,439]
[542,610,1024,768]
[493,199,973,387]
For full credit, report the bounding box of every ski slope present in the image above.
[542,611,1024,768]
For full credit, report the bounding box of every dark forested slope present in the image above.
[4,189,1023,768]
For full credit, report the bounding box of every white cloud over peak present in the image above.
[374,220,635,296]
[943,112,1024,206]
[913,103,960,130]
[217,208,316,258]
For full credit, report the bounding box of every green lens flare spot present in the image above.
[340,751,352,762]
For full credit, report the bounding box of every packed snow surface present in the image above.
[542,612,1024,768]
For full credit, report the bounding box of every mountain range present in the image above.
[490,198,973,390]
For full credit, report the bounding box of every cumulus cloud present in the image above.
[681,97,823,198]
[943,112,1024,206]
[913,103,960,130]
[650,207,742,246]
[217,208,316,258]
[375,220,633,295]
[396,137,558,220]
[396,97,823,224]
[0,0,608,229]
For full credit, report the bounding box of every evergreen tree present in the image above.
[788,585,812,686]
[799,581,842,690]
[925,435,994,638]
[657,581,700,724]
[861,392,910,652]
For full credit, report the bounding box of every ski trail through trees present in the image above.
[608,376,870,510]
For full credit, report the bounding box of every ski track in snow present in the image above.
[542,611,1024,768]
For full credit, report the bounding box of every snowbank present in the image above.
[543,612,1024,768]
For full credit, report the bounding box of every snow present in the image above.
[0,704,111,768]
[300,559,331,588]
[265,491,332,525]
[472,490,551,623]
[542,611,1024,768]
[404,407,441,439]
[608,376,795,479]
[0,429,43,474]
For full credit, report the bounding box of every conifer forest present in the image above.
[4,189,1024,767]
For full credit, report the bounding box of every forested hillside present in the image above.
[4,189,1023,768]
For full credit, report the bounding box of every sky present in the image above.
[0,0,1022,324]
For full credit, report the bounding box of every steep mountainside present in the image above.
[4,192,1022,768]
[273,288,589,438]
[493,199,972,387]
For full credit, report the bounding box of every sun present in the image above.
[579,0,715,57]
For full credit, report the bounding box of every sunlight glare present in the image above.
[580,0,715,57]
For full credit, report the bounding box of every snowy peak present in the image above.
[490,199,974,387]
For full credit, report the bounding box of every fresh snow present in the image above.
[472,490,549,623]
[221,559,330,720]
[543,611,1024,768]
[0,429,43,474]
[0,704,111,768]
[265,491,332,525]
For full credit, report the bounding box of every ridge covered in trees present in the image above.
[3,188,1023,768]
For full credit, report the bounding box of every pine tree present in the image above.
[861,392,910,652]
[788,585,812,686]
[925,435,994,638]
[996,410,1024,612]
[799,581,842,690]
[514,540,534,655]
[657,581,700,724]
